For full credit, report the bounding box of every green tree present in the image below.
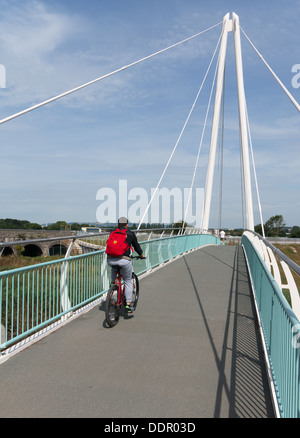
[70,223,82,231]
[264,215,286,237]
[173,220,188,234]
[291,226,300,238]
[46,221,69,231]
[0,218,42,229]
[254,223,263,236]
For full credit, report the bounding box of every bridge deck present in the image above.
[0,245,274,418]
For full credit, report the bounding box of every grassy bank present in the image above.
[0,254,65,272]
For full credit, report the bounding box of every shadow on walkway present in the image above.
[183,246,274,418]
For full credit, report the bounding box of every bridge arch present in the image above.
[0,246,15,256]
[23,244,43,257]
[48,243,68,256]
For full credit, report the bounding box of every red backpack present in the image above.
[105,228,129,256]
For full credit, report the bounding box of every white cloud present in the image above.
[0,0,223,115]
[0,1,74,57]
[247,107,300,135]
[0,1,87,108]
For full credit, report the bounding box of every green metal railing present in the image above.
[242,232,300,418]
[0,232,219,351]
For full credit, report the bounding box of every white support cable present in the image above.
[0,21,222,126]
[240,26,300,113]
[182,33,222,230]
[136,30,223,231]
[245,105,266,238]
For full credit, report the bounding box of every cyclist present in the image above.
[106,217,145,313]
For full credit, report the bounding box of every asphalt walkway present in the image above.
[0,245,274,418]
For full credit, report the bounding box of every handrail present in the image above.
[0,227,205,248]
[242,231,300,418]
[246,229,300,277]
[1,231,218,353]
[243,230,300,321]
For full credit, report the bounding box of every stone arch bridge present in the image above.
[0,229,100,258]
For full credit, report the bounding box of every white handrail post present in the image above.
[60,239,75,320]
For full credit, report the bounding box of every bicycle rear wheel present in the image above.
[132,273,139,310]
[105,285,120,327]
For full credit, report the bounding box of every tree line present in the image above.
[254,215,300,238]
[1,215,299,237]
[0,218,87,231]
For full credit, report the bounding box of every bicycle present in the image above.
[105,256,141,327]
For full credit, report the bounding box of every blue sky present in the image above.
[0,0,299,228]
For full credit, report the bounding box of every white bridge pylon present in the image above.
[202,12,254,231]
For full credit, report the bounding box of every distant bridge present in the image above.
[0,229,103,257]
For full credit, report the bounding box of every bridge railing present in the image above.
[0,229,219,352]
[242,230,300,418]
